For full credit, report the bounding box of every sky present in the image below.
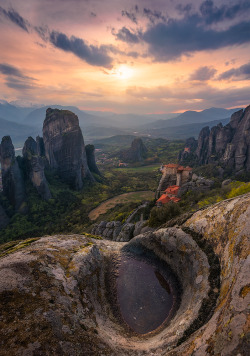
[0,0,250,114]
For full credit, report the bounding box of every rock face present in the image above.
[0,136,26,212]
[178,137,198,164]
[85,144,101,176]
[92,220,122,240]
[195,105,250,171]
[0,203,9,230]
[177,174,214,196]
[120,138,147,163]
[43,108,93,189]
[0,193,249,355]
[22,137,51,200]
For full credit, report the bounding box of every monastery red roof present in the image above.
[170,197,181,203]
[164,185,180,194]
[156,194,171,204]
[163,163,179,168]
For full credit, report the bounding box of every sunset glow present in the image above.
[0,0,249,114]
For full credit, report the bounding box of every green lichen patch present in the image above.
[81,232,102,240]
[0,238,40,258]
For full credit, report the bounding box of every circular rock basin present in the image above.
[117,254,179,334]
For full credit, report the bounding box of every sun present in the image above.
[113,65,135,80]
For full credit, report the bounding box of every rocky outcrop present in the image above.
[178,137,198,164]
[0,136,26,212]
[195,105,250,171]
[91,221,122,240]
[0,203,9,230]
[85,144,101,176]
[0,193,249,355]
[196,126,210,165]
[43,108,93,190]
[22,137,51,200]
[120,137,147,163]
[177,173,214,196]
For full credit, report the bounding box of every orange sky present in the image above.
[0,0,250,114]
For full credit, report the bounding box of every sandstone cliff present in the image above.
[120,137,147,163]
[0,203,9,230]
[0,194,249,355]
[43,108,93,189]
[22,137,51,200]
[85,144,101,176]
[0,136,26,212]
[196,105,250,171]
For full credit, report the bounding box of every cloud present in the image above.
[126,83,250,110]
[49,31,113,68]
[121,6,139,24]
[34,26,49,41]
[0,63,36,91]
[219,62,250,80]
[113,26,140,43]
[143,18,250,61]
[199,0,250,24]
[143,8,167,24]
[190,66,217,81]
[5,77,36,90]
[0,64,25,78]
[0,6,30,32]
[176,4,193,15]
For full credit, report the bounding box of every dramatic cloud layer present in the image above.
[219,62,250,80]
[143,19,250,61]
[0,6,30,32]
[50,31,113,68]
[0,0,249,113]
[113,27,140,43]
[190,66,217,81]
[0,63,36,90]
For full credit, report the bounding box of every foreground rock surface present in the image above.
[0,194,249,355]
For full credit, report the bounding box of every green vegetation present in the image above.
[0,159,160,243]
[1,134,250,244]
[89,191,155,221]
[95,135,185,166]
[148,202,181,227]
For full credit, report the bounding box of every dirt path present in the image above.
[88,191,154,221]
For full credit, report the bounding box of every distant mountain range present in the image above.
[0,101,242,146]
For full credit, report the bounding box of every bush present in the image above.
[148,202,181,227]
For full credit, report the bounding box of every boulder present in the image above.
[116,223,135,242]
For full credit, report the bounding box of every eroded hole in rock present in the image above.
[115,246,181,335]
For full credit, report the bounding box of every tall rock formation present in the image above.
[22,137,51,200]
[43,108,93,190]
[0,136,26,212]
[178,137,198,165]
[194,105,250,172]
[120,137,147,163]
[85,144,101,176]
[0,203,9,230]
